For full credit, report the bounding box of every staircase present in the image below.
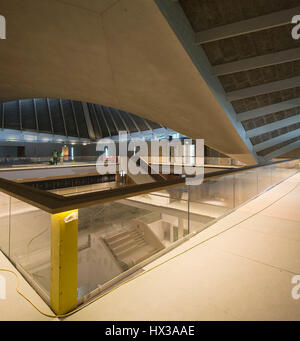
[103,226,159,270]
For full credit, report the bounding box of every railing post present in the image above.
[50,209,78,315]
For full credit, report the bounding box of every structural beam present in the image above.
[227,76,300,102]
[33,98,39,132]
[70,100,80,138]
[50,209,78,315]
[246,114,300,138]
[46,98,54,134]
[115,109,130,134]
[91,104,103,139]
[196,6,300,44]
[0,103,4,129]
[253,128,300,152]
[81,102,96,140]
[18,100,22,131]
[237,98,300,121]
[98,106,111,137]
[261,139,300,160]
[107,107,120,134]
[143,118,153,131]
[213,47,300,76]
[128,114,141,133]
[59,99,68,137]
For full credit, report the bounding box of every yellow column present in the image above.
[50,209,78,315]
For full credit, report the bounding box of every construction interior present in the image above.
[0,0,300,321]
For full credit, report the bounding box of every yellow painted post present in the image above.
[50,209,78,315]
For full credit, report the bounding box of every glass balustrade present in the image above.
[0,159,298,310]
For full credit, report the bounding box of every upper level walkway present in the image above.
[1,171,300,320]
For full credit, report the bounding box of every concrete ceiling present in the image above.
[177,0,300,161]
[0,0,260,164]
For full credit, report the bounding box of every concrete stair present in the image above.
[103,227,159,270]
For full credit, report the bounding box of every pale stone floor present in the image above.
[1,173,300,321]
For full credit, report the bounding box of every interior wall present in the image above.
[0,140,232,160]
[0,141,63,157]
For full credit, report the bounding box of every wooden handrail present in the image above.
[0,159,297,214]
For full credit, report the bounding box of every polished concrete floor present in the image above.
[1,172,300,320]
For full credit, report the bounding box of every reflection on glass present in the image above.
[10,198,51,294]
[0,192,10,256]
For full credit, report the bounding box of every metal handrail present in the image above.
[0,158,297,214]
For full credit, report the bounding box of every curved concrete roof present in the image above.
[0,0,255,163]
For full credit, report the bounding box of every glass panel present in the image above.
[21,99,36,131]
[110,108,126,132]
[4,100,20,130]
[95,105,110,137]
[120,111,138,133]
[36,98,52,133]
[130,114,148,131]
[188,174,234,232]
[10,198,51,295]
[0,103,3,128]
[72,101,89,138]
[77,184,189,299]
[48,98,65,135]
[234,170,258,206]
[87,103,101,139]
[257,164,273,193]
[0,192,10,256]
[273,161,299,183]
[146,119,161,130]
[62,99,78,138]
[134,185,189,243]
[102,107,118,136]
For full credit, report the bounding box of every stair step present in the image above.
[105,229,134,243]
[115,244,139,259]
[108,234,134,248]
[105,228,136,243]
[104,226,160,269]
[112,239,142,254]
[115,241,147,258]
[108,233,144,248]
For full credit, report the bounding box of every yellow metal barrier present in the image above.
[50,209,78,315]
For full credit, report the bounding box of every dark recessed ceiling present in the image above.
[0,99,163,139]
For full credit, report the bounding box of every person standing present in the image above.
[52,150,58,165]
[60,151,64,165]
